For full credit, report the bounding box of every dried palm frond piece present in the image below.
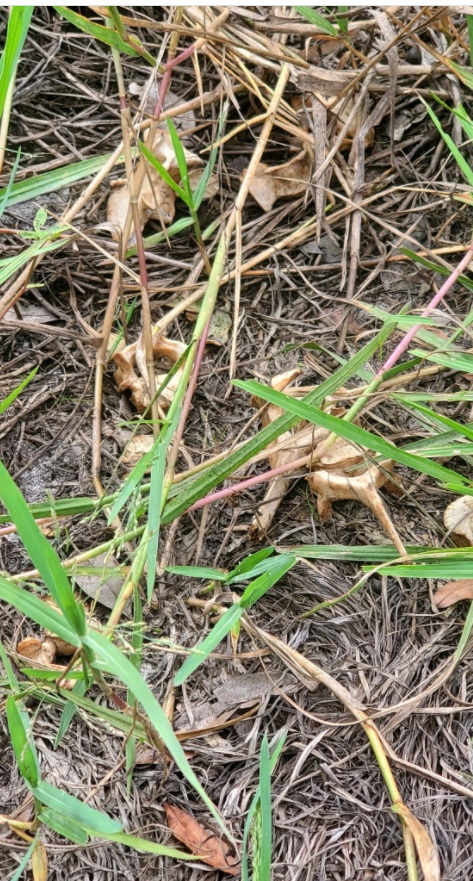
[113,333,186,414]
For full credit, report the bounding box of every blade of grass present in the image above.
[0,461,86,635]
[52,7,154,62]
[296,6,338,35]
[0,366,38,415]
[0,152,121,209]
[162,325,397,521]
[83,629,230,839]
[234,380,470,488]
[0,7,33,117]
[419,96,473,186]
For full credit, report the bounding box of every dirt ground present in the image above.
[1,7,473,881]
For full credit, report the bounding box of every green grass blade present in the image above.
[239,554,295,608]
[0,366,38,416]
[0,148,21,218]
[166,566,228,581]
[146,413,179,602]
[288,543,445,561]
[400,248,473,293]
[39,807,89,844]
[53,7,152,61]
[163,325,397,521]
[6,697,40,788]
[10,833,38,881]
[468,16,473,68]
[395,398,473,441]
[83,629,230,839]
[0,152,119,210]
[0,7,33,118]
[242,732,286,881]
[0,577,81,647]
[296,6,338,35]
[364,560,473,578]
[257,735,272,881]
[127,216,194,256]
[173,604,244,687]
[33,779,123,834]
[410,348,473,374]
[139,141,190,206]
[418,96,473,185]
[0,461,86,635]
[97,830,194,858]
[233,380,470,488]
[0,640,19,689]
[167,118,191,200]
[227,547,274,581]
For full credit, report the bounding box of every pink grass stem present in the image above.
[187,454,310,512]
[376,241,473,378]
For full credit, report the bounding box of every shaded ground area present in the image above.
[1,6,473,880]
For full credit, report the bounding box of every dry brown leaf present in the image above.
[107,129,202,238]
[113,333,186,414]
[247,145,313,212]
[74,553,127,612]
[165,804,239,875]
[289,63,357,97]
[392,802,440,881]
[443,495,473,546]
[32,841,48,881]
[16,637,75,689]
[121,433,154,467]
[307,459,406,555]
[433,579,473,609]
[17,637,57,665]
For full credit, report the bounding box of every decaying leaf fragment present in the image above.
[107,128,206,237]
[443,495,473,546]
[113,333,186,414]
[16,637,75,688]
[165,804,239,875]
[433,579,473,609]
[392,802,440,881]
[307,444,406,555]
[247,144,313,212]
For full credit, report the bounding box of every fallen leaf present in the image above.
[16,637,75,689]
[247,145,313,212]
[443,495,473,546]
[433,579,473,609]
[165,804,239,875]
[121,433,154,468]
[392,802,440,881]
[307,456,406,555]
[128,82,196,132]
[74,553,127,612]
[113,333,186,414]
[289,63,357,97]
[107,129,202,238]
[17,637,57,665]
[32,841,48,881]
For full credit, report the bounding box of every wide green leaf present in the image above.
[0,152,118,209]
[296,6,338,35]
[33,779,123,834]
[239,554,295,608]
[0,7,33,118]
[39,807,89,844]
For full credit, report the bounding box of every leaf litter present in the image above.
[1,6,473,881]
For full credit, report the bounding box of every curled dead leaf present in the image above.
[443,496,473,546]
[165,804,239,875]
[433,579,473,609]
[16,637,75,689]
[392,802,440,881]
[113,333,186,414]
[307,457,406,555]
[32,841,48,881]
[107,129,202,238]
[247,145,313,212]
